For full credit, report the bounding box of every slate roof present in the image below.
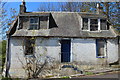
[8,12,117,38]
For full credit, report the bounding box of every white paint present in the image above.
[71,39,97,64]
[107,39,119,63]
[8,37,119,77]
[35,38,61,61]
[88,19,90,31]
[9,37,27,78]
[98,19,100,31]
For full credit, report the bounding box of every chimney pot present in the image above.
[97,3,103,14]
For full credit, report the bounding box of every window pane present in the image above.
[29,24,38,30]
[100,19,107,30]
[30,17,38,23]
[96,39,106,57]
[82,18,88,30]
[90,19,98,31]
[40,16,48,29]
[25,38,35,55]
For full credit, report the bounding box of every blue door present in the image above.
[61,40,71,62]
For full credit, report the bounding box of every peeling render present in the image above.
[7,37,119,78]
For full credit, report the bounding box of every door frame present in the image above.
[60,39,71,62]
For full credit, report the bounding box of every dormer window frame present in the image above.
[90,18,100,32]
[29,17,39,30]
[100,19,108,31]
[82,17,108,32]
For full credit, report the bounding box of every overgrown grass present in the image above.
[61,76,70,79]
[84,71,94,75]
[1,77,23,80]
[1,77,12,80]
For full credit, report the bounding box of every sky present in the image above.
[1,1,119,40]
[5,2,42,13]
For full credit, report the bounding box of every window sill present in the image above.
[25,55,35,58]
[82,30,109,32]
[96,56,106,58]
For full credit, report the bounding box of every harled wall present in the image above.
[8,37,119,78]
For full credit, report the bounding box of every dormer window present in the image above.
[29,16,49,30]
[82,18,108,31]
[90,19,98,31]
[100,19,107,30]
[82,18,88,30]
[29,17,39,30]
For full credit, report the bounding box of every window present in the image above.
[96,39,106,58]
[29,17,39,30]
[25,37,35,55]
[90,19,98,31]
[100,19,107,30]
[40,16,49,29]
[82,18,107,31]
[82,18,88,30]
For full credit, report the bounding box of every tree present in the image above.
[0,40,6,72]
[0,2,17,40]
[17,37,55,79]
[37,2,120,33]
[0,1,18,76]
[100,2,120,32]
[37,2,97,12]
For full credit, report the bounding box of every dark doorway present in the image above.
[61,40,71,62]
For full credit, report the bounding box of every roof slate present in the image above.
[9,12,117,38]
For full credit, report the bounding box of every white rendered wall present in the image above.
[107,39,119,63]
[8,37,119,77]
[9,37,27,78]
[35,38,61,61]
[71,39,97,64]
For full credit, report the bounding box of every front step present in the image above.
[60,64,83,76]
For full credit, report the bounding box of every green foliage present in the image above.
[84,71,94,75]
[1,77,12,80]
[0,40,6,71]
[61,76,70,78]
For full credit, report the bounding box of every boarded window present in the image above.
[40,16,48,29]
[96,39,106,57]
[100,19,107,30]
[82,18,88,30]
[25,37,35,55]
[29,17,39,30]
[90,19,98,31]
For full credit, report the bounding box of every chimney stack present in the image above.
[97,3,103,14]
[20,0,26,14]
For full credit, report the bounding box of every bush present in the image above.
[0,40,6,72]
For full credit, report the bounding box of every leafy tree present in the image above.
[0,40,6,72]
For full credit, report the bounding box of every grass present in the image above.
[84,71,94,75]
[61,76,70,79]
[1,77,12,80]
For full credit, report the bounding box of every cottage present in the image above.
[4,1,119,78]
